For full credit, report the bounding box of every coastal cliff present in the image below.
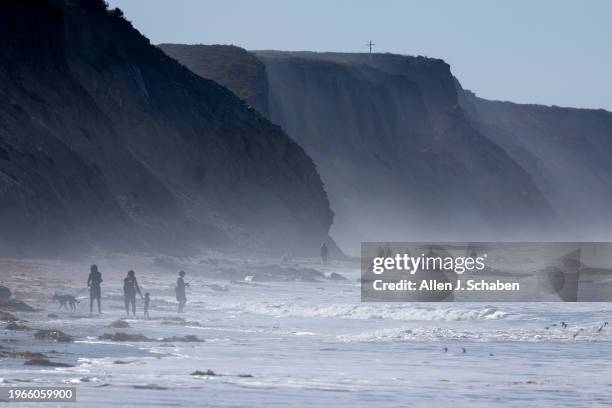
[0,0,334,256]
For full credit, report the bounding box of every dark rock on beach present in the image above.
[191,369,217,376]
[1,350,47,359]
[161,335,204,343]
[5,321,31,331]
[132,384,168,390]
[24,358,73,368]
[108,320,130,329]
[160,318,201,327]
[328,272,348,281]
[159,317,186,324]
[98,332,151,342]
[34,329,73,343]
[0,299,38,312]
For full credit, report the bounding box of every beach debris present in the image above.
[108,320,130,329]
[237,374,253,378]
[191,369,217,376]
[328,272,348,281]
[34,329,73,343]
[597,322,608,332]
[24,358,73,368]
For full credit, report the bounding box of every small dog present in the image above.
[52,294,80,312]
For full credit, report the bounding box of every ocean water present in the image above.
[1,257,611,407]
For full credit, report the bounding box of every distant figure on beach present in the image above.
[143,293,150,319]
[320,242,329,264]
[123,270,143,316]
[87,264,103,315]
[175,271,189,313]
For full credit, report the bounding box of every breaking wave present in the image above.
[211,302,509,321]
[336,325,612,343]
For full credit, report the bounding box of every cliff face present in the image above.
[260,53,562,250]
[159,44,270,117]
[168,46,560,252]
[459,89,612,240]
[0,0,334,256]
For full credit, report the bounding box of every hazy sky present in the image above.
[107,0,611,111]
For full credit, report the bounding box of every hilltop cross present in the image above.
[366,40,375,54]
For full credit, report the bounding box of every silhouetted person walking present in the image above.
[175,270,189,313]
[123,270,142,316]
[320,242,329,264]
[87,264,103,315]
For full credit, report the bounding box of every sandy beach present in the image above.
[1,253,611,407]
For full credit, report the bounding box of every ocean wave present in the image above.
[336,325,612,343]
[211,302,509,321]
